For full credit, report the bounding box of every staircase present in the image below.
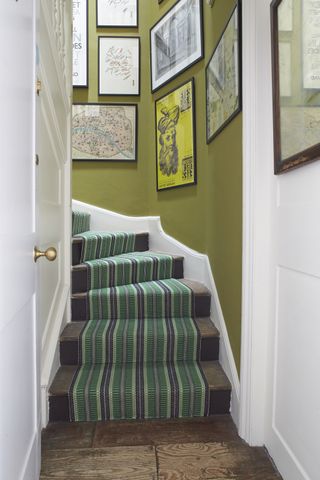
[49,211,231,422]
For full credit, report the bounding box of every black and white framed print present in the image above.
[98,36,140,96]
[73,0,88,87]
[150,0,204,93]
[96,0,138,28]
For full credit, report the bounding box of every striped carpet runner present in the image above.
[72,210,90,236]
[76,231,136,262]
[85,251,174,289]
[69,211,210,422]
[87,279,194,321]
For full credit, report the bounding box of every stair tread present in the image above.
[61,317,219,342]
[72,251,184,271]
[49,361,230,397]
[72,231,149,243]
[71,278,210,298]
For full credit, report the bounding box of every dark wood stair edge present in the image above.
[48,362,231,422]
[71,281,211,321]
[59,318,220,365]
[72,254,184,294]
[72,232,149,266]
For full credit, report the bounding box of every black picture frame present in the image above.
[271,0,320,174]
[155,78,197,192]
[98,36,141,96]
[96,0,139,28]
[150,0,204,93]
[205,1,242,143]
[73,0,89,88]
[72,103,138,162]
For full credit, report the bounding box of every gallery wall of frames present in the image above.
[72,0,242,190]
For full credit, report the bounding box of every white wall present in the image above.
[241,1,320,479]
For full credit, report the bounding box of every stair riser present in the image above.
[49,388,230,422]
[72,233,149,266]
[71,294,211,321]
[72,258,184,294]
[59,336,220,365]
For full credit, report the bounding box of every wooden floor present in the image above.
[41,416,282,479]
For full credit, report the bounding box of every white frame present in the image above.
[96,0,138,28]
[73,0,88,87]
[98,36,140,96]
[150,0,204,93]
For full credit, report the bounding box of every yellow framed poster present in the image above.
[155,78,197,191]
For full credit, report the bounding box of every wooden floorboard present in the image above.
[41,417,282,479]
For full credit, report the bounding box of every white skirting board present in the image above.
[73,200,240,425]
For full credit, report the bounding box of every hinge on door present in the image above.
[35,154,39,166]
[36,79,42,96]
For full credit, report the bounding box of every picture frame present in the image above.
[155,78,197,191]
[150,0,204,93]
[72,103,138,162]
[73,0,88,88]
[271,0,320,174]
[96,0,138,28]
[206,1,242,143]
[98,36,140,96]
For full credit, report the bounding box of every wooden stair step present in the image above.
[59,317,220,365]
[71,279,211,321]
[72,232,149,266]
[72,252,184,294]
[48,361,231,422]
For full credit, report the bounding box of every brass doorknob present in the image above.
[34,246,57,263]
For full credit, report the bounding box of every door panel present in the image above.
[37,0,72,399]
[0,2,39,478]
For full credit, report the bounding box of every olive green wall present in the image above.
[73,0,243,371]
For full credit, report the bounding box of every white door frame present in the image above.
[239,0,276,445]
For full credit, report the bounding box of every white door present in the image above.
[36,0,72,425]
[0,1,40,479]
[0,1,71,478]
[241,1,320,479]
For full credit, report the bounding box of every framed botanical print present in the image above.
[206,1,242,143]
[98,36,140,96]
[72,103,138,162]
[96,0,138,28]
[155,78,196,191]
[150,0,204,93]
[271,0,320,174]
[73,0,88,87]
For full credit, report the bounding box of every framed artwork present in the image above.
[98,36,140,96]
[73,0,88,87]
[206,1,242,143]
[271,0,320,174]
[96,0,138,28]
[150,0,204,93]
[155,78,196,191]
[72,103,138,162]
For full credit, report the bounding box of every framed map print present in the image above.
[155,79,196,191]
[96,0,138,28]
[271,0,320,173]
[98,36,140,96]
[206,1,242,143]
[72,103,138,161]
[73,0,88,87]
[150,0,204,93]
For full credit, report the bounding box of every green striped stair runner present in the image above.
[88,278,194,321]
[78,317,201,365]
[85,251,175,289]
[72,211,91,236]
[69,361,209,422]
[69,212,210,422]
[75,231,136,262]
